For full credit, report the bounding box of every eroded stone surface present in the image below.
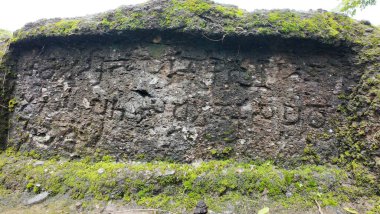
[8,36,359,162]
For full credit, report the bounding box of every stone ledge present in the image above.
[9,0,376,49]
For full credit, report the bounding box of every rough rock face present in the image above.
[7,33,359,162]
[0,29,11,150]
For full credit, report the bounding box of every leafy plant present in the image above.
[338,0,377,15]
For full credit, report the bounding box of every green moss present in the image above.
[177,0,212,14]
[8,0,371,48]
[1,152,377,212]
[158,0,213,28]
[367,197,380,214]
[101,155,114,162]
[26,182,34,191]
[0,0,349,44]
[136,153,145,160]
[210,146,233,159]
[349,161,377,190]
[267,11,304,34]
[0,29,11,40]
[52,20,80,35]
[8,98,17,112]
[265,10,355,40]
[26,150,41,159]
[215,5,244,18]
[104,9,145,30]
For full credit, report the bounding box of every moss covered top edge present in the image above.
[9,0,379,49]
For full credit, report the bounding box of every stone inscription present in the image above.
[9,39,356,161]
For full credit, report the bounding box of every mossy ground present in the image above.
[0,151,379,213]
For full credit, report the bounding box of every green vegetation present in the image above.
[0,29,11,40]
[265,9,361,44]
[0,29,11,60]
[210,146,233,159]
[0,152,378,213]
[9,0,366,45]
[8,98,17,112]
[332,30,380,167]
[100,8,144,30]
[338,0,377,15]
[51,20,80,34]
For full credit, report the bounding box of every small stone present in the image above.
[286,191,292,198]
[25,191,49,205]
[236,168,244,174]
[163,169,175,176]
[360,20,371,25]
[92,85,105,95]
[33,161,45,167]
[20,99,29,107]
[202,106,211,111]
[33,135,51,144]
[83,98,91,109]
[365,28,374,33]
[75,202,82,209]
[172,60,191,72]
[375,157,380,166]
[325,206,345,214]
[238,139,246,145]
[63,82,71,91]
[98,168,105,174]
[194,200,208,214]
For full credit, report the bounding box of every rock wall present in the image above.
[6,33,361,162]
[0,30,12,151]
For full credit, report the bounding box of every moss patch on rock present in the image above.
[7,0,370,45]
[0,152,379,213]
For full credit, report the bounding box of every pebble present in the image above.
[33,161,45,167]
[98,168,105,174]
[25,192,49,205]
